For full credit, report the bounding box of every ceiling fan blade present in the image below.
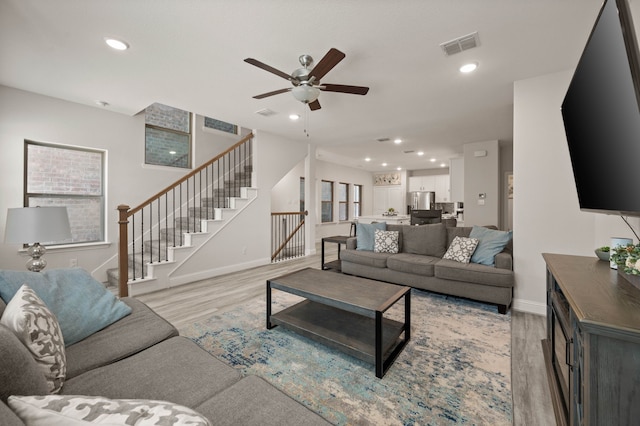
[253,88,290,99]
[320,84,369,95]
[308,48,346,80]
[309,100,321,111]
[244,58,292,81]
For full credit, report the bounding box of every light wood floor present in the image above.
[136,245,555,425]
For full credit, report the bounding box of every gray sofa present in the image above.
[341,223,514,314]
[0,295,329,425]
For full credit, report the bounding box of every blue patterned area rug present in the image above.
[182,288,512,425]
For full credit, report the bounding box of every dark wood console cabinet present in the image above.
[542,253,640,426]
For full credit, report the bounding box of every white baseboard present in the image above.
[512,298,547,316]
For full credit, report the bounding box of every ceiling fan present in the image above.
[244,48,369,111]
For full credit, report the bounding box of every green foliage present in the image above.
[611,244,640,275]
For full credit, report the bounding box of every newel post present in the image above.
[117,205,130,298]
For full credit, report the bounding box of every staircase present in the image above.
[112,133,255,297]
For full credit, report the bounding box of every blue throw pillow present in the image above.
[0,268,132,346]
[469,226,513,266]
[356,222,387,251]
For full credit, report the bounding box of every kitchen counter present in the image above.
[357,215,410,225]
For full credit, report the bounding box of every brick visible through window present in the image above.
[25,141,105,245]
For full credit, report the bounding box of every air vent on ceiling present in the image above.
[255,108,277,117]
[376,137,390,142]
[403,150,415,154]
[440,31,480,56]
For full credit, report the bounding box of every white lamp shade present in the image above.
[5,207,72,244]
[292,85,320,103]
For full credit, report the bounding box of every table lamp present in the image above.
[4,206,72,272]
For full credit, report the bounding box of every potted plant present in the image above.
[611,243,640,290]
[594,246,610,261]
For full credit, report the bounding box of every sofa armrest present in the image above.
[346,237,357,250]
[495,252,513,271]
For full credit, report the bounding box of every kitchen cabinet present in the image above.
[373,187,404,215]
[409,175,450,202]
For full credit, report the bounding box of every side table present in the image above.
[321,235,350,271]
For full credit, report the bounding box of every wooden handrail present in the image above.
[128,132,254,217]
[271,211,308,216]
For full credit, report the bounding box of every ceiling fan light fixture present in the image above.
[292,84,320,103]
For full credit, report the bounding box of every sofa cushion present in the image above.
[341,249,391,269]
[195,375,330,426]
[356,222,387,251]
[1,285,66,393]
[0,324,49,404]
[387,253,439,276]
[435,259,514,288]
[8,394,212,426]
[0,401,24,426]
[402,223,447,257]
[374,229,400,253]
[0,268,132,346]
[446,226,472,247]
[469,226,513,266]
[62,336,241,408]
[65,297,178,379]
[443,236,479,264]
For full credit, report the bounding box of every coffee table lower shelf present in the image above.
[270,299,406,374]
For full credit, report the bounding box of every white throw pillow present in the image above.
[374,229,400,254]
[443,236,480,264]
[8,395,212,426]
[0,284,66,393]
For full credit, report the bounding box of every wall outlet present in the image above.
[69,258,78,267]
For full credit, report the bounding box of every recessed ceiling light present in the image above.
[394,138,402,144]
[289,114,300,120]
[417,151,424,156]
[430,158,437,162]
[382,162,388,167]
[396,167,402,171]
[460,62,478,73]
[365,157,371,162]
[440,163,447,167]
[105,37,129,51]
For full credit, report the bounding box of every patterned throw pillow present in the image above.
[0,284,66,393]
[374,229,400,254]
[443,236,480,264]
[8,395,212,426]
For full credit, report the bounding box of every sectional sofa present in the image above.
[0,268,329,425]
[341,223,514,314]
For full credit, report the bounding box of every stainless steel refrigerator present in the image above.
[410,191,435,210]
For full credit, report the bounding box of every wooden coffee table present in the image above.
[266,268,411,378]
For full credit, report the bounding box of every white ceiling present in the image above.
[0,0,604,171]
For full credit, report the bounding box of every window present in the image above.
[321,180,333,223]
[338,183,349,221]
[300,177,305,213]
[25,141,105,245]
[354,184,362,218]
[145,103,192,168]
[204,116,238,135]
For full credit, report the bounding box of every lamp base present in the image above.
[26,243,47,272]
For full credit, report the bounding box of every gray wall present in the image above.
[463,140,500,227]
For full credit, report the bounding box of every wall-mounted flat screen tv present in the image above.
[562,0,640,216]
